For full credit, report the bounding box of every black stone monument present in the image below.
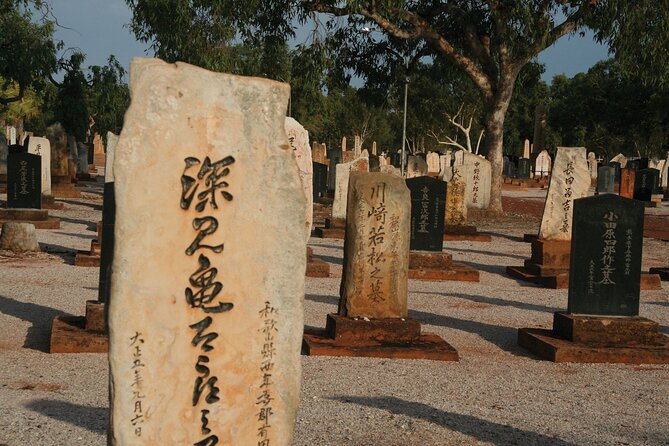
[518,158,531,179]
[406,176,446,252]
[7,152,41,209]
[568,195,644,316]
[633,168,660,201]
[627,159,641,171]
[98,181,116,304]
[312,162,328,201]
[596,166,616,195]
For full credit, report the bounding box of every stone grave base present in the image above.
[51,176,82,199]
[42,194,64,210]
[76,172,92,181]
[306,247,329,278]
[518,312,669,364]
[50,301,108,353]
[303,314,458,361]
[503,177,548,188]
[314,217,345,239]
[649,267,669,281]
[312,203,331,226]
[408,251,479,282]
[0,209,60,229]
[318,196,334,206]
[507,238,569,287]
[507,266,661,290]
[443,224,491,242]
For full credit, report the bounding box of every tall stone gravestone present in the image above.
[662,153,669,190]
[285,117,313,238]
[406,176,445,251]
[98,132,118,305]
[569,195,643,316]
[7,153,41,209]
[502,155,512,177]
[339,172,410,318]
[462,153,491,209]
[619,168,635,199]
[444,166,467,226]
[406,155,428,179]
[517,158,531,179]
[633,168,659,202]
[426,152,440,173]
[596,166,615,195]
[535,150,551,177]
[327,146,342,192]
[587,152,598,182]
[539,147,589,241]
[27,137,52,196]
[332,151,369,220]
[108,59,305,446]
[312,162,328,201]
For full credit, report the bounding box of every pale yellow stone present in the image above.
[332,151,369,220]
[27,137,51,195]
[108,58,305,446]
[339,172,410,318]
[445,166,468,225]
[285,117,313,238]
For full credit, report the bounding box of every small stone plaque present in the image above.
[596,166,615,195]
[568,195,644,316]
[633,168,660,201]
[7,152,41,209]
[312,162,328,201]
[406,176,446,252]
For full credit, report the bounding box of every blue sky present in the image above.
[50,0,610,84]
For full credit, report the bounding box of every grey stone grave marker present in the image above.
[596,166,616,195]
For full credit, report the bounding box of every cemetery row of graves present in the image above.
[0,59,668,444]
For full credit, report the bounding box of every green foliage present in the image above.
[53,53,89,142]
[87,56,131,140]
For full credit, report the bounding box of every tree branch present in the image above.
[0,82,25,105]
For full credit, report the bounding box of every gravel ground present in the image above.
[0,182,667,446]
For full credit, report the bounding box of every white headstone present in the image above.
[108,58,305,446]
[610,153,627,168]
[285,117,313,239]
[461,152,491,209]
[426,152,440,173]
[535,150,552,177]
[27,137,52,195]
[9,126,16,145]
[353,135,362,157]
[523,139,531,159]
[106,132,118,183]
[539,147,590,240]
[453,150,465,166]
[406,156,428,179]
[332,151,369,220]
[661,155,668,189]
[587,152,597,180]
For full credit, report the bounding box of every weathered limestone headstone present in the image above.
[426,152,440,173]
[535,150,551,177]
[461,153,491,209]
[8,126,17,145]
[0,222,39,252]
[285,117,313,238]
[610,153,627,168]
[108,58,305,446]
[341,136,347,152]
[657,159,666,189]
[406,155,428,179]
[407,176,446,251]
[46,123,69,177]
[379,164,401,176]
[339,172,410,318]
[93,133,106,169]
[311,143,327,165]
[662,154,669,189]
[569,195,644,316]
[372,141,377,156]
[97,132,119,305]
[444,166,467,226]
[77,141,89,174]
[453,150,464,166]
[353,135,362,157]
[588,152,598,181]
[539,147,589,241]
[332,151,369,220]
[27,137,52,196]
[596,166,615,195]
[523,139,531,159]
[67,135,78,177]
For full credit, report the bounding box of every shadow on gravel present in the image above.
[25,399,107,434]
[305,294,338,306]
[413,292,560,314]
[0,295,73,352]
[480,232,527,243]
[56,199,103,211]
[60,231,96,240]
[58,216,97,232]
[39,243,75,265]
[331,396,577,446]
[316,254,343,266]
[409,308,534,358]
[447,246,526,260]
[648,301,669,308]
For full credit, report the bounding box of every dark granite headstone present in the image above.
[503,156,511,177]
[98,181,115,304]
[406,176,446,252]
[633,168,660,201]
[568,195,644,316]
[390,152,402,168]
[608,161,621,184]
[639,157,649,170]
[8,144,26,154]
[369,154,380,172]
[627,159,641,171]
[518,158,531,179]
[7,152,41,209]
[596,166,616,195]
[312,162,328,201]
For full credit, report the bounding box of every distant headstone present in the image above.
[8,126,17,145]
[46,123,70,177]
[633,168,660,201]
[444,166,467,226]
[354,135,362,157]
[539,147,589,241]
[568,195,644,316]
[662,154,669,189]
[426,152,440,173]
[608,161,621,184]
[639,157,649,170]
[596,166,615,195]
[462,154,491,209]
[340,172,410,318]
[98,133,118,305]
[407,176,446,252]
[312,143,327,165]
[517,158,531,179]
[380,165,401,176]
[627,159,641,171]
[406,155,428,178]
[332,151,369,220]
[312,162,328,201]
[523,139,531,159]
[341,136,347,152]
[610,153,627,168]
[587,152,598,180]
[619,168,635,199]
[108,59,304,445]
[7,152,41,209]
[502,155,511,177]
[285,117,313,238]
[0,136,7,176]
[535,150,551,177]
[27,137,52,196]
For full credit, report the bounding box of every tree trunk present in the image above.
[484,73,517,214]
